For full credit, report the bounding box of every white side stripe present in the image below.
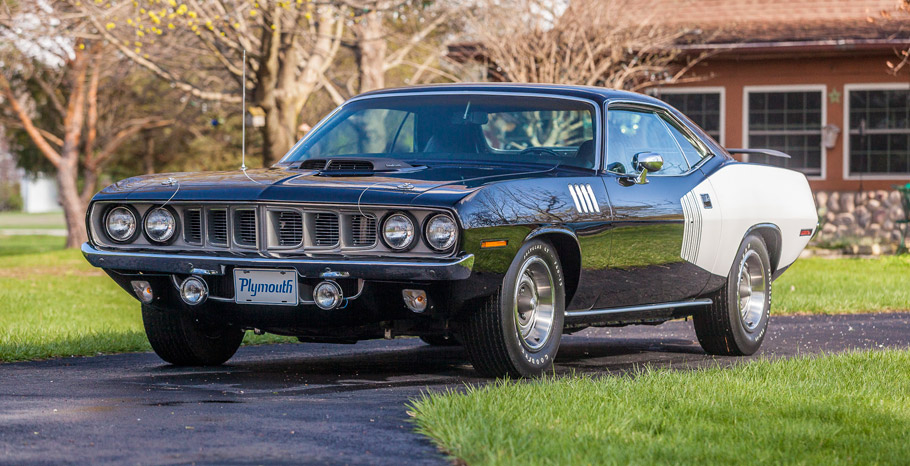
[584,184,601,213]
[568,185,585,213]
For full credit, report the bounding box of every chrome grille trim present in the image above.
[207,209,229,246]
[347,213,377,247]
[233,209,257,247]
[184,208,202,245]
[311,212,340,247]
[275,210,303,247]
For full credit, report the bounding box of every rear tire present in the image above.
[462,239,565,378]
[693,234,771,356]
[141,304,245,366]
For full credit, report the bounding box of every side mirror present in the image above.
[626,152,664,185]
[634,152,664,173]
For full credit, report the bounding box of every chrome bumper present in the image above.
[82,243,474,281]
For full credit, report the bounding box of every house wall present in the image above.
[659,51,910,192]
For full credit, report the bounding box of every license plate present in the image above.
[233,268,298,305]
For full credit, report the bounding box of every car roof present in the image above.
[355,83,664,106]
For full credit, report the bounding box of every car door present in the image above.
[592,103,715,309]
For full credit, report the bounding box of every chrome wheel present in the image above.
[737,249,766,332]
[513,256,555,352]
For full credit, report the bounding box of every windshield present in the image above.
[282,94,598,169]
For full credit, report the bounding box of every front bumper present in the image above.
[81,243,474,281]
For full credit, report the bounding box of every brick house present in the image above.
[449,0,910,247]
[643,0,910,246]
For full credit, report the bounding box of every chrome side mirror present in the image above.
[631,152,663,185]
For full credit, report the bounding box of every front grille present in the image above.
[313,213,339,246]
[350,214,377,247]
[208,209,228,246]
[234,209,257,247]
[276,211,303,246]
[98,202,453,255]
[327,160,372,171]
[184,209,202,244]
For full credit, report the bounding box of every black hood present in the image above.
[94,164,561,208]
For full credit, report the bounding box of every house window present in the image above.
[848,88,910,175]
[746,90,823,177]
[657,92,722,142]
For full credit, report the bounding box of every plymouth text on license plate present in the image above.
[233,269,299,305]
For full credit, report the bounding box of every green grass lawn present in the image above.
[773,255,910,314]
[409,349,910,465]
[0,234,65,256]
[0,233,907,362]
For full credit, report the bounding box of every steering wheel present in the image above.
[518,147,561,158]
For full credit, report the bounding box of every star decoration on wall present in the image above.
[828,88,841,104]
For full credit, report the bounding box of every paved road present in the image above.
[2,313,909,465]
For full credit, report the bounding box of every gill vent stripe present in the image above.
[568,184,599,214]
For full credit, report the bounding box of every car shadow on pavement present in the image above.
[123,334,716,398]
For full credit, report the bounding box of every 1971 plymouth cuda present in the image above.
[83,84,817,377]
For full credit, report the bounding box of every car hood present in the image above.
[96,165,555,207]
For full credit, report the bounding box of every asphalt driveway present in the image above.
[2,312,909,465]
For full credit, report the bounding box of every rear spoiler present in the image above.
[726,148,791,159]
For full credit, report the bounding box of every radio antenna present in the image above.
[241,48,247,171]
[238,49,261,184]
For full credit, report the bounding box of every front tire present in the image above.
[141,304,245,366]
[693,234,772,356]
[462,239,565,377]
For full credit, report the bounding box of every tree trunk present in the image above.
[354,10,387,93]
[56,162,87,248]
[258,97,297,167]
[144,135,156,174]
[80,165,99,206]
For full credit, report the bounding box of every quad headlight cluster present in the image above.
[103,205,178,244]
[381,212,458,252]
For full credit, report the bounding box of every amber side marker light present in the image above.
[481,240,508,249]
[800,229,813,237]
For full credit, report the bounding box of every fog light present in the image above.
[313,281,343,310]
[403,289,427,313]
[131,280,154,304]
[179,276,208,306]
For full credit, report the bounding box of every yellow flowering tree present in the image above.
[80,0,348,166]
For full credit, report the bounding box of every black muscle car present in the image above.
[83,84,817,377]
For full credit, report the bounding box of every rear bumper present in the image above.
[81,243,474,281]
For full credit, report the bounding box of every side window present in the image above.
[606,108,690,175]
[660,114,709,167]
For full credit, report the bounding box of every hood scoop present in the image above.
[298,158,417,176]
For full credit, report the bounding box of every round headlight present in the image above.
[144,207,177,243]
[382,213,415,250]
[424,214,457,251]
[105,206,137,242]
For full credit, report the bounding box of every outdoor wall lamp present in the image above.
[823,124,841,149]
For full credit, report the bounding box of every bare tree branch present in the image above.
[87,15,241,103]
[0,73,63,167]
